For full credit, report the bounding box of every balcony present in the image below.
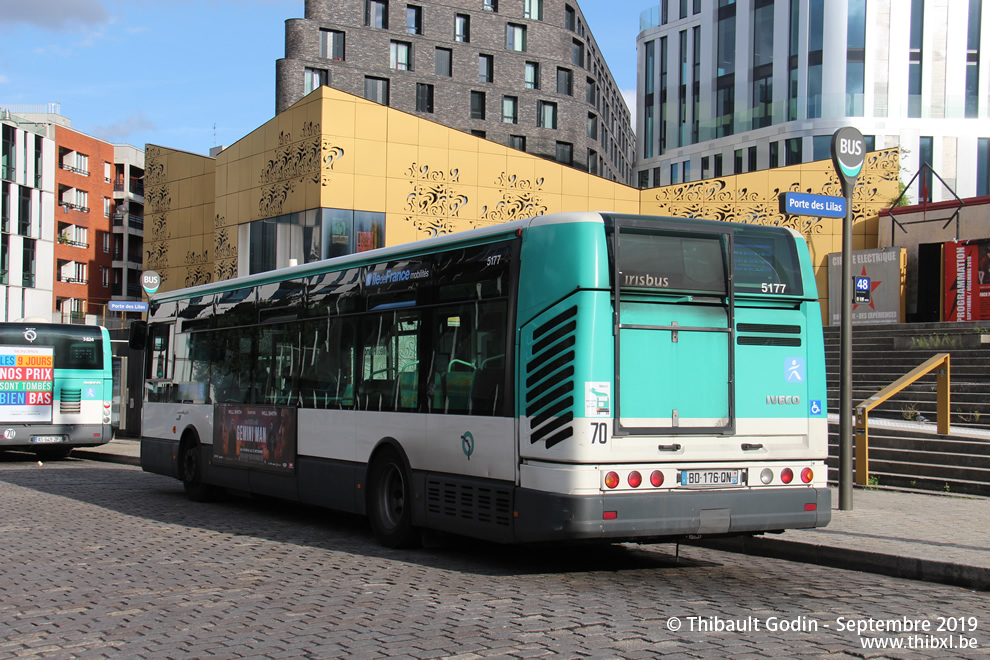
[112,213,144,230]
[114,180,144,197]
[61,163,89,176]
[61,202,89,213]
[57,275,88,285]
[57,235,89,249]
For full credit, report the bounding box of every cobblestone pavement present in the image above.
[1,455,988,659]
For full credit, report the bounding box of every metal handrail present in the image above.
[854,352,950,485]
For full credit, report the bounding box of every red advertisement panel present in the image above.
[213,405,296,474]
[943,239,990,322]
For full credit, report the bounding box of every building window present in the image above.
[639,170,649,188]
[682,159,691,182]
[670,162,679,184]
[678,29,687,147]
[538,101,557,128]
[22,238,35,288]
[653,166,662,187]
[909,0,924,118]
[18,187,30,236]
[701,155,710,179]
[565,5,576,31]
[747,146,757,173]
[694,0,701,13]
[484,0,498,12]
[812,135,831,162]
[390,41,413,71]
[416,83,434,113]
[714,152,723,177]
[435,47,452,76]
[304,67,328,94]
[471,130,486,138]
[586,77,597,106]
[455,14,470,42]
[787,0,799,121]
[556,68,573,96]
[103,197,111,218]
[103,231,111,253]
[524,0,543,20]
[978,138,990,197]
[321,29,345,60]
[692,25,700,143]
[679,0,688,19]
[364,76,390,105]
[406,5,422,34]
[846,0,866,116]
[587,113,597,140]
[571,39,584,67]
[785,137,802,166]
[502,96,518,123]
[751,0,774,130]
[506,23,526,51]
[808,0,824,119]
[366,0,388,28]
[470,91,486,119]
[716,1,736,137]
[769,141,779,168]
[101,266,109,288]
[509,135,526,151]
[659,36,667,151]
[479,54,494,82]
[734,149,743,174]
[556,141,572,165]
[588,150,598,175]
[525,62,540,89]
[920,136,933,202]
[967,0,982,118]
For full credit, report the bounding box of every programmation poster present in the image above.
[0,345,54,423]
[213,405,297,474]
[943,239,990,322]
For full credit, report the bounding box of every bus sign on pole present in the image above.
[854,276,871,304]
[142,271,161,296]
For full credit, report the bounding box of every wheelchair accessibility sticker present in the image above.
[810,400,823,416]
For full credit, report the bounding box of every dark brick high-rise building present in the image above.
[276,0,635,184]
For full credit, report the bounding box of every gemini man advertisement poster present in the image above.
[213,405,297,474]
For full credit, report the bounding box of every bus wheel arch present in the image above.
[179,427,218,503]
[365,439,420,548]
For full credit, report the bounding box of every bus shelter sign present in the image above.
[213,404,297,474]
[0,345,54,423]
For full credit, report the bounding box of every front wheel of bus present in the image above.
[181,440,217,503]
[367,447,419,548]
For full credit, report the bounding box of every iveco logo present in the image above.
[767,395,801,405]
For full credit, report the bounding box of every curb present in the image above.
[70,448,141,467]
[691,535,990,592]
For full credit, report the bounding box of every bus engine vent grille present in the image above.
[525,306,577,449]
[59,389,82,414]
[737,336,802,347]
[426,479,512,527]
[737,323,801,334]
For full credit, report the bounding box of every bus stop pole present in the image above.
[839,183,854,511]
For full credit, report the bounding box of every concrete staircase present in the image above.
[823,321,990,496]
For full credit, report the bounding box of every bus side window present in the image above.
[147,324,172,381]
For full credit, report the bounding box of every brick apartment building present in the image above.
[276,0,635,185]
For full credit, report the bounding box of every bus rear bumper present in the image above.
[513,486,831,544]
[0,424,111,449]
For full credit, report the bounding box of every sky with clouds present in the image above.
[0,0,642,155]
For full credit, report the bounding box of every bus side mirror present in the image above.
[129,321,148,350]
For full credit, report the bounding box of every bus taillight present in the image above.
[650,470,664,487]
[627,471,642,488]
[801,467,814,483]
[781,468,794,484]
[760,468,774,484]
[604,471,620,489]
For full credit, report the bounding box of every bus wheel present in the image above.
[367,447,420,548]
[35,446,72,461]
[181,440,217,503]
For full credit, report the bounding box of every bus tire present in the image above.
[180,437,218,503]
[367,446,419,548]
[35,446,72,461]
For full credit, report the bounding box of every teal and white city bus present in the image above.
[0,323,114,460]
[135,212,830,547]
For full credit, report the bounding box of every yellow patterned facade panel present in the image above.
[150,87,899,321]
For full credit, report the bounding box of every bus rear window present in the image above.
[0,327,104,370]
[618,230,727,294]
[733,227,803,296]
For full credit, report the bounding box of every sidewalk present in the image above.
[73,439,990,591]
